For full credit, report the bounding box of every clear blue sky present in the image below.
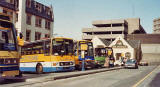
[36,0,160,40]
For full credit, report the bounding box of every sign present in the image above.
[80,44,88,51]
[112,40,128,48]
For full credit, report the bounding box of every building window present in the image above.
[16,13,18,22]
[35,32,41,40]
[10,0,14,4]
[35,2,42,12]
[3,9,7,14]
[45,7,51,15]
[45,34,50,38]
[26,0,31,8]
[45,20,50,30]
[26,30,31,41]
[26,14,31,25]
[35,17,42,27]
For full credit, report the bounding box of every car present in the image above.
[124,59,138,69]
[139,61,148,66]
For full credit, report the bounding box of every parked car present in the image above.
[114,60,124,66]
[124,59,138,69]
[139,61,148,66]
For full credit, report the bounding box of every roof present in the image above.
[99,38,112,47]
[126,40,141,48]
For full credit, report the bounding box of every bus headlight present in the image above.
[53,62,59,66]
[70,62,73,65]
[60,62,63,66]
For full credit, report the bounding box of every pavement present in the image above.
[0,67,122,87]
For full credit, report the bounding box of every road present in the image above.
[1,65,160,87]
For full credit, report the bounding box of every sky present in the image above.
[36,0,160,40]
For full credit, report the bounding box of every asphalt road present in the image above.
[0,65,160,87]
[20,65,159,87]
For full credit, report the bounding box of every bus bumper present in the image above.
[0,70,19,77]
[54,66,75,72]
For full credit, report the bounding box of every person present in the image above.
[104,56,109,68]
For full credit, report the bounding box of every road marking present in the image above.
[132,65,160,87]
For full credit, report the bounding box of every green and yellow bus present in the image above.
[95,47,114,67]
[74,40,95,69]
[20,37,75,73]
[0,13,23,78]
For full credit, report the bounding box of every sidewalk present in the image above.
[8,67,123,87]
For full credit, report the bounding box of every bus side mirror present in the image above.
[17,33,24,46]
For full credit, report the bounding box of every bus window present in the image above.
[0,30,16,51]
[44,40,50,56]
[64,40,73,55]
[52,39,64,55]
[32,42,44,54]
[88,42,94,56]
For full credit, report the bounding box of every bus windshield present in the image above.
[88,42,94,56]
[0,20,16,51]
[95,48,106,57]
[52,39,73,56]
[78,41,94,56]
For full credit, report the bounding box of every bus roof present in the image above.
[78,40,92,42]
[54,37,73,40]
[23,37,73,46]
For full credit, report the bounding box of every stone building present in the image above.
[82,18,146,41]
[153,17,160,33]
[0,0,54,42]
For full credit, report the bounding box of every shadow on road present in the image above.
[149,72,160,87]
[0,77,26,85]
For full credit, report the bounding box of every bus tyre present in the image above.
[36,64,43,74]
[15,71,23,77]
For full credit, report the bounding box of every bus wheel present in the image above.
[36,64,43,74]
[15,71,23,77]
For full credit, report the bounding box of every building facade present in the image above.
[109,36,142,63]
[0,0,54,42]
[153,17,160,33]
[82,18,146,41]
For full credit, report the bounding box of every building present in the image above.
[127,34,160,64]
[0,0,54,42]
[109,36,142,63]
[82,18,146,41]
[153,17,160,33]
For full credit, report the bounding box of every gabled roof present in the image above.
[126,40,141,49]
[99,38,112,47]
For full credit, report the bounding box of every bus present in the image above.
[20,37,75,73]
[95,47,114,67]
[74,40,95,70]
[0,13,22,78]
[95,47,107,67]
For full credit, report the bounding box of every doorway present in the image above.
[116,53,121,60]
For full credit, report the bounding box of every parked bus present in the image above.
[95,47,114,67]
[20,37,75,73]
[74,40,95,69]
[95,47,107,67]
[0,13,23,78]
